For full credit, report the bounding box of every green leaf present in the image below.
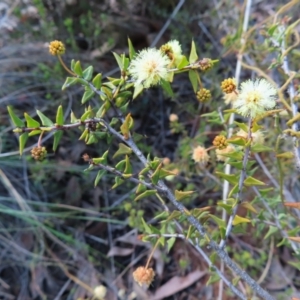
[244,176,266,186]
[112,52,123,70]
[24,113,40,128]
[234,121,248,132]
[62,77,79,90]
[175,190,195,201]
[215,171,239,185]
[136,182,147,194]
[36,110,53,126]
[189,40,198,63]
[217,201,233,214]
[56,105,64,126]
[71,59,76,71]
[251,144,273,153]
[128,38,136,60]
[188,70,198,93]
[81,89,95,104]
[163,210,181,222]
[241,202,257,214]
[70,111,78,123]
[177,56,189,69]
[122,54,130,69]
[209,214,226,228]
[53,131,63,151]
[28,130,42,136]
[111,176,124,189]
[228,136,247,146]
[86,133,97,145]
[267,24,279,36]
[228,184,239,197]
[124,155,132,174]
[83,66,93,81]
[19,133,28,155]
[232,276,241,286]
[92,73,102,89]
[132,84,143,100]
[206,273,220,285]
[7,106,24,127]
[79,128,88,141]
[92,151,109,165]
[232,215,251,225]
[226,161,244,170]
[134,190,157,201]
[264,226,278,240]
[113,143,133,159]
[141,217,152,234]
[167,237,176,253]
[74,61,83,77]
[115,91,132,107]
[80,110,92,121]
[288,260,300,271]
[94,170,106,187]
[161,79,174,98]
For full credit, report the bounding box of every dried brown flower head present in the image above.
[133,266,155,286]
[169,113,179,122]
[192,146,209,165]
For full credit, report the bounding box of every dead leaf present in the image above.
[284,202,300,209]
[150,270,206,300]
[116,230,146,247]
[107,246,134,257]
[288,237,300,243]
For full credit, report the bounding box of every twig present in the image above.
[219,118,252,249]
[220,0,253,295]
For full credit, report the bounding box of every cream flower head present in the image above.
[192,146,210,165]
[216,144,235,161]
[160,40,182,66]
[233,79,277,119]
[166,40,182,57]
[128,48,171,88]
[224,91,238,105]
[236,129,264,145]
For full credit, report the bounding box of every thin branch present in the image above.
[219,118,252,249]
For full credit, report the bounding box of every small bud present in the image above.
[49,40,65,56]
[196,88,211,103]
[221,78,237,94]
[198,58,213,71]
[31,146,47,161]
[133,266,155,287]
[162,157,171,165]
[13,128,23,133]
[82,153,90,162]
[213,135,228,150]
[93,285,107,299]
[192,146,209,165]
[169,114,179,122]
